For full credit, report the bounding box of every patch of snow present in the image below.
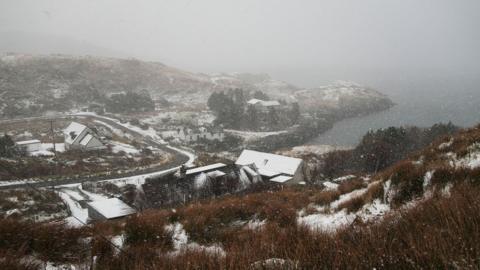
[245,219,266,230]
[331,184,370,209]
[166,223,188,250]
[166,222,225,257]
[332,175,355,183]
[225,129,288,142]
[111,235,125,255]
[0,179,37,187]
[423,170,434,191]
[359,199,390,222]
[455,143,480,169]
[322,181,338,191]
[110,141,140,155]
[442,183,453,197]
[30,143,65,156]
[298,209,356,232]
[438,138,453,150]
[94,120,133,140]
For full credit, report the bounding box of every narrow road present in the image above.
[0,113,195,190]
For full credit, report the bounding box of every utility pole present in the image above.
[49,119,57,158]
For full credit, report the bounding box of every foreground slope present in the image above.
[1,124,479,269]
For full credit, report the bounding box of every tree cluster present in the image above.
[207,89,300,131]
[0,135,19,158]
[105,91,155,113]
[319,122,458,179]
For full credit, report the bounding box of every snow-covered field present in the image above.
[30,143,65,156]
[298,180,390,232]
[225,129,288,141]
[110,141,140,155]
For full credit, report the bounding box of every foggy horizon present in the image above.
[1,0,479,86]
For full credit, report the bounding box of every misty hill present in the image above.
[0,31,126,59]
[0,53,393,119]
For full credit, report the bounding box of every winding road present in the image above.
[0,113,195,190]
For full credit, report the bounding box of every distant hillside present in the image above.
[0,54,393,119]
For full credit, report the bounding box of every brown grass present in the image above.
[310,189,340,205]
[107,182,480,269]
[338,177,367,194]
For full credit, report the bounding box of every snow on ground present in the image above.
[332,175,356,183]
[456,143,480,169]
[245,219,266,230]
[322,181,339,190]
[0,179,37,187]
[423,170,434,191]
[330,184,370,209]
[298,209,355,232]
[298,181,386,232]
[282,144,352,156]
[165,222,225,257]
[110,141,141,155]
[438,138,454,150]
[94,120,133,140]
[73,112,166,144]
[111,235,125,255]
[224,129,288,141]
[30,143,65,156]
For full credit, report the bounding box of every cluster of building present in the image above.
[247,98,281,111]
[63,122,105,151]
[15,121,105,155]
[160,126,225,143]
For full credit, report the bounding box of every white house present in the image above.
[15,139,41,153]
[247,99,281,111]
[235,149,304,185]
[87,198,137,222]
[161,126,225,143]
[64,122,104,151]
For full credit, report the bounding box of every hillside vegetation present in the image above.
[0,54,393,120]
[1,123,480,269]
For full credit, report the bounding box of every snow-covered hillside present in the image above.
[294,80,393,112]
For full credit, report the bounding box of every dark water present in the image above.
[307,74,480,147]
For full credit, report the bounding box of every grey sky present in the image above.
[0,0,479,81]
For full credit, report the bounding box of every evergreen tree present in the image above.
[0,134,16,157]
[290,102,300,124]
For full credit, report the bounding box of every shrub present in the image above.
[336,195,365,213]
[338,178,367,194]
[311,190,340,205]
[388,161,426,207]
[124,213,173,251]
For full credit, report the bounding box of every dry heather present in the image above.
[2,125,480,269]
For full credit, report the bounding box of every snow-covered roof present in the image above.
[257,168,281,178]
[79,134,93,146]
[262,100,280,107]
[16,139,41,145]
[247,99,280,107]
[207,170,226,178]
[247,99,263,105]
[64,122,88,144]
[270,175,293,183]
[236,150,303,177]
[87,198,136,219]
[186,163,227,175]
